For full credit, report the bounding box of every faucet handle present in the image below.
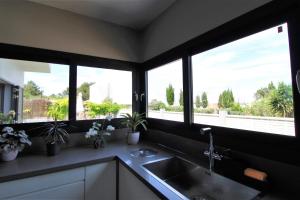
[200,127,211,135]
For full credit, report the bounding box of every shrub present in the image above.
[84,101,121,118]
[149,100,166,111]
[165,106,183,112]
[47,98,69,121]
[194,108,215,114]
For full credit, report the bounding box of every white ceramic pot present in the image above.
[1,149,18,161]
[127,132,140,145]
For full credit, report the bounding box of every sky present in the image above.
[24,64,69,96]
[148,23,292,105]
[23,23,292,106]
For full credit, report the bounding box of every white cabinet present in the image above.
[0,160,161,200]
[119,164,160,200]
[7,181,84,200]
[85,161,116,200]
[0,167,85,200]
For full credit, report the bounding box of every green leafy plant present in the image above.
[0,127,31,153]
[0,111,16,124]
[84,101,121,118]
[47,98,68,121]
[121,112,147,133]
[41,121,69,144]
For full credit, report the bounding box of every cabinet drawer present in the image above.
[0,167,84,199]
[7,181,84,200]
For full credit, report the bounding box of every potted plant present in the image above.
[0,127,32,161]
[121,112,147,145]
[41,121,69,156]
[85,115,115,148]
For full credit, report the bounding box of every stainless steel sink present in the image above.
[143,157,261,200]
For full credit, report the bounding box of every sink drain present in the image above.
[130,148,158,158]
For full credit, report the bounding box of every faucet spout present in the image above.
[200,127,222,174]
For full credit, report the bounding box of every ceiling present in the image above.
[29,0,176,30]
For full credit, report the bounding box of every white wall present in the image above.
[141,0,272,61]
[0,59,24,87]
[0,1,140,62]
[0,0,274,63]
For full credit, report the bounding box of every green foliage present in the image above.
[194,108,214,114]
[201,92,208,108]
[0,111,15,124]
[41,121,69,144]
[179,89,183,106]
[218,89,234,109]
[166,84,175,106]
[121,112,147,133]
[149,99,166,111]
[0,127,31,152]
[245,82,293,117]
[47,98,68,121]
[244,99,273,117]
[77,82,95,101]
[84,101,121,118]
[195,95,201,108]
[255,82,275,100]
[269,82,293,117]
[24,81,43,99]
[165,106,183,112]
[228,103,244,115]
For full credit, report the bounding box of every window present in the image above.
[0,58,69,124]
[76,66,132,120]
[192,23,295,136]
[147,59,183,122]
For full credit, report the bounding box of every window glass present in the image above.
[147,59,183,122]
[192,23,295,136]
[0,58,69,124]
[76,66,132,120]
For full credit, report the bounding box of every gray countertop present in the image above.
[0,141,290,200]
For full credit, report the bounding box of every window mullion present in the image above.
[183,54,193,126]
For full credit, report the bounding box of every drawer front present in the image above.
[7,181,84,200]
[0,167,85,199]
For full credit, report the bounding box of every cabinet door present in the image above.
[7,181,84,200]
[119,164,160,200]
[0,167,84,199]
[85,161,116,200]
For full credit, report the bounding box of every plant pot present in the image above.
[127,132,140,145]
[46,143,60,156]
[1,149,18,161]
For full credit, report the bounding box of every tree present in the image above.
[24,81,43,98]
[201,92,208,108]
[179,89,183,106]
[166,84,174,106]
[77,82,95,101]
[255,82,275,100]
[149,99,166,110]
[218,89,234,109]
[269,82,293,117]
[195,95,201,108]
[61,87,69,96]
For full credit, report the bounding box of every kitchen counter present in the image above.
[0,141,292,200]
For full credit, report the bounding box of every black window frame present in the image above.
[146,58,185,122]
[0,43,140,136]
[142,1,300,165]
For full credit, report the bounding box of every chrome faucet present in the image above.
[200,127,222,174]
